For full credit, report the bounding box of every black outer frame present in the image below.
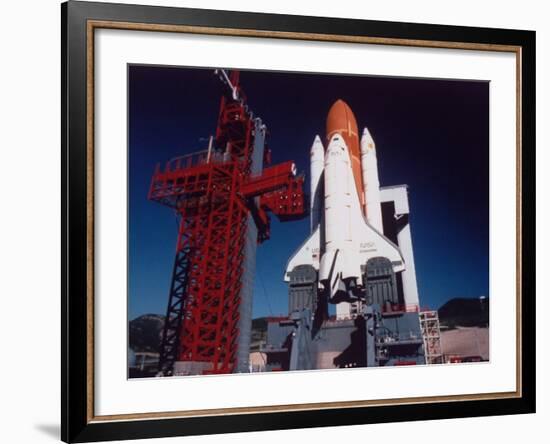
[61,1,536,442]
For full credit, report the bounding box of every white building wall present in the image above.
[380,185,420,307]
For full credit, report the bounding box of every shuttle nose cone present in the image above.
[326,99,359,147]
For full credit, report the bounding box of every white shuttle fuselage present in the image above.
[285,100,404,303]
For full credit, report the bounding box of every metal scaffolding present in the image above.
[149,71,306,375]
[419,310,444,364]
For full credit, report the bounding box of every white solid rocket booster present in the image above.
[310,135,324,233]
[360,127,384,233]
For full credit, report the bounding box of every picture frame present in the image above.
[61,1,535,442]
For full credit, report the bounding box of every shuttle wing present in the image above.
[356,220,405,273]
[284,224,321,281]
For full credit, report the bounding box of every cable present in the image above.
[256,263,274,317]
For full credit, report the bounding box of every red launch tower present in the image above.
[149,71,306,375]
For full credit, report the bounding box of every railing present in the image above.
[419,310,439,319]
[265,316,291,323]
[152,147,236,177]
[381,303,420,313]
[163,149,209,172]
[149,148,226,205]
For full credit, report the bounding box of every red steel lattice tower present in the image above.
[149,71,306,375]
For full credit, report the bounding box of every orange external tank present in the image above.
[326,99,365,214]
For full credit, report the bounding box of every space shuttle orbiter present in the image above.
[285,99,404,302]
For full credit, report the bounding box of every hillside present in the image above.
[129,314,269,353]
[438,297,489,329]
[129,314,164,353]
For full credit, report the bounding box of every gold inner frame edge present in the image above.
[85,19,523,423]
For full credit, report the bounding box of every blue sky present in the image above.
[128,65,489,320]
